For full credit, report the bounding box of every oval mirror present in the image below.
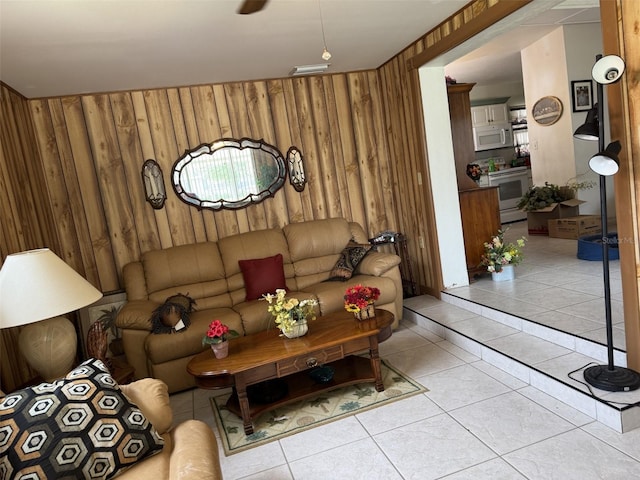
[171,138,287,210]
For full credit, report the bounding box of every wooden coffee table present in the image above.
[187,309,394,434]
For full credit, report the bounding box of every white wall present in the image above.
[418,67,469,289]
[521,24,611,217]
[521,27,577,188]
[562,23,613,216]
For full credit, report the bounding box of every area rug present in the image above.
[210,360,427,455]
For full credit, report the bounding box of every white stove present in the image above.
[487,166,530,224]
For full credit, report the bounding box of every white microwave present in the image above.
[473,123,513,151]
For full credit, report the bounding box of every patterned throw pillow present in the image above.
[329,241,372,281]
[0,358,164,480]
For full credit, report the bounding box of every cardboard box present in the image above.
[548,215,602,239]
[526,198,585,235]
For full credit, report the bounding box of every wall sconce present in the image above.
[142,159,166,209]
[287,147,307,192]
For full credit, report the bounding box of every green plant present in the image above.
[202,319,239,345]
[517,182,565,211]
[98,305,122,339]
[518,180,596,212]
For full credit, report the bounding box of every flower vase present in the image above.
[354,303,376,321]
[491,264,515,282]
[211,341,229,359]
[283,319,308,339]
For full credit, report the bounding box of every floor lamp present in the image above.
[0,249,103,381]
[573,54,640,392]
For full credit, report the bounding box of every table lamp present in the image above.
[0,248,103,381]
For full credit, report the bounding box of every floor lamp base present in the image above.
[584,364,640,392]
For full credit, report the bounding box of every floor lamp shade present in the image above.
[0,249,103,380]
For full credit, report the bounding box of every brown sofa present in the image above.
[118,378,222,479]
[117,217,403,393]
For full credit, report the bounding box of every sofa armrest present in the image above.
[120,378,173,435]
[169,420,222,480]
[356,251,401,277]
[116,299,158,330]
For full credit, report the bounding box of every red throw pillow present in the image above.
[239,253,288,301]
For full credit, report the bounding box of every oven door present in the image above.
[488,169,529,210]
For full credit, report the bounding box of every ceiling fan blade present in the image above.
[237,0,268,15]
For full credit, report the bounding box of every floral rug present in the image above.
[209,360,427,455]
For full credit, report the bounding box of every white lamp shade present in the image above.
[0,248,103,329]
[592,55,625,85]
[590,155,619,176]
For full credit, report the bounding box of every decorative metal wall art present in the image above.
[141,159,166,209]
[286,146,307,192]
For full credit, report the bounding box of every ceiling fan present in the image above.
[237,0,269,15]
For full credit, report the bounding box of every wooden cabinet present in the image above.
[471,103,509,127]
[447,83,477,191]
[458,187,501,279]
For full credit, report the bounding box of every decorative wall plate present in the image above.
[532,96,563,126]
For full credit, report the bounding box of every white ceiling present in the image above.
[0,0,600,99]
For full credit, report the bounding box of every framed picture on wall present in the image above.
[571,80,593,112]
[532,96,563,126]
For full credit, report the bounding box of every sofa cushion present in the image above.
[305,275,397,315]
[329,242,372,280]
[145,308,242,364]
[142,242,229,307]
[0,359,164,480]
[239,253,288,301]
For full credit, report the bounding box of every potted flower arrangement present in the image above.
[263,289,318,338]
[202,319,239,358]
[344,284,381,320]
[480,229,527,281]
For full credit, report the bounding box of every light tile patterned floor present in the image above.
[171,319,640,479]
[168,220,640,479]
[447,220,625,349]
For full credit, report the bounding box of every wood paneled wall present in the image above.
[1,84,61,389]
[23,73,399,293]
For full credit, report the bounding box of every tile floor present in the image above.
[168,220,640,479]
[445,220,626,350]
[170,324,640,479]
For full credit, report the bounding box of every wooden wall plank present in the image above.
[80,95,128,290]
[268,79,305,224]
[130,91,173,249]
[109,92,158,259]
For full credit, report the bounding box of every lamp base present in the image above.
[584,364,640,392]
[18,316,77,381]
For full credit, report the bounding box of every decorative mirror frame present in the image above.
[141,159,167,209]
[286,146,307,192]
[171,138,287,211]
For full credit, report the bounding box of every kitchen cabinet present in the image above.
[471,103,509,127]
[447,83,477,190]
[458,186,501,279]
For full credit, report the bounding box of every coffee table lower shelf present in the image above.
[225,355,381,431]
